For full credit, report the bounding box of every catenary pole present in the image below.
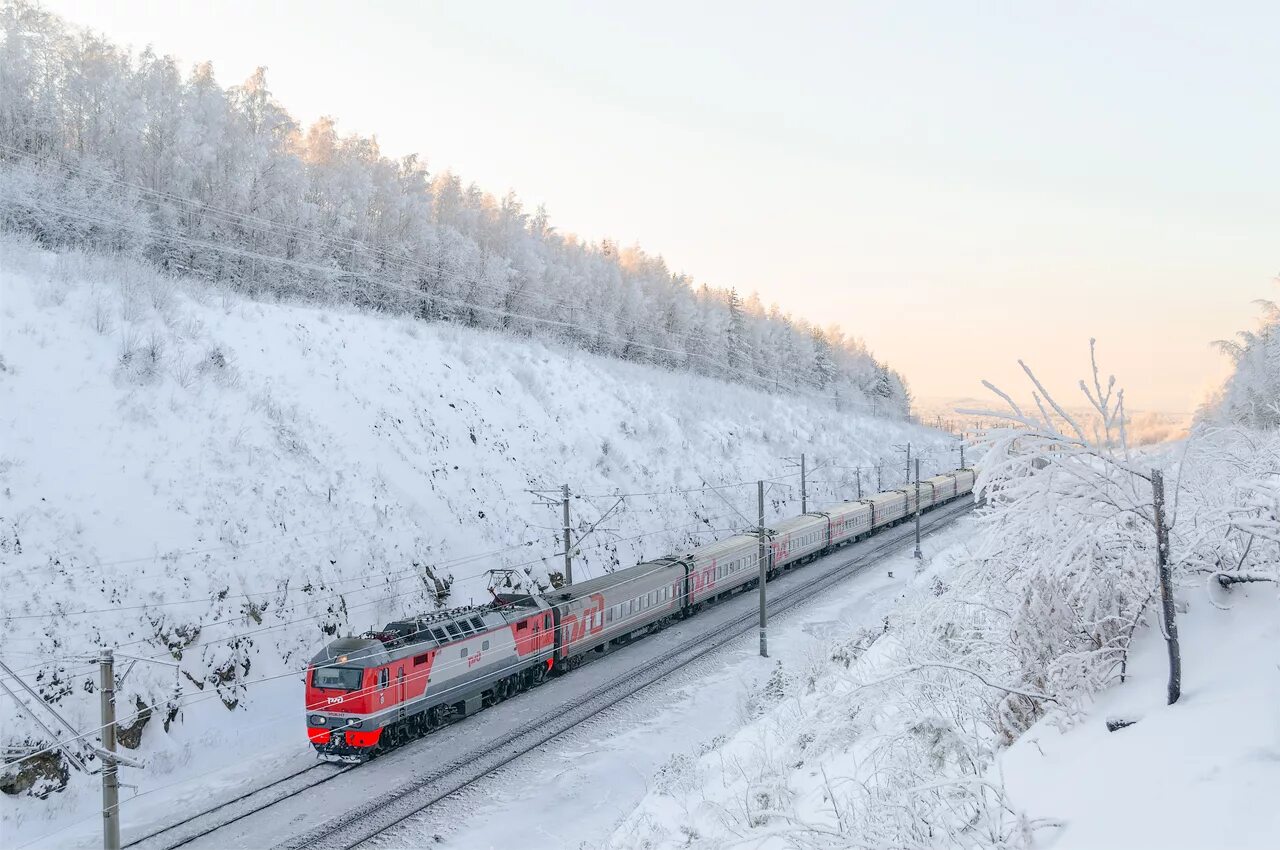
[913,458,923,560]
[562,484,573,585]
[800,453,807,513]
[855,468,862,499]
[100,649,120,850]
[758,480,768,658]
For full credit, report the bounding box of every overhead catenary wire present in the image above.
[2,457,940,641]
[0,512,745,685]
[2,486,975,811]
[0,514,776,773]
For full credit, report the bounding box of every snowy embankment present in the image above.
[611,542,1280,850]
[1003,588,1280,849]
[612,338,1279,848]
[0,235,951,836]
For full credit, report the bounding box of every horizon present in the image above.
[37,0,1279,412]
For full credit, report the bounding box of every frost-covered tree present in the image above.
[1210,291,1280,428]
[0,1,910,415]
[961,341,1192,709]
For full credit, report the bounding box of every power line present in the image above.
[0,513,763,771]
[1,512,742,683]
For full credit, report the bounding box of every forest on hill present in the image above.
[0,0,908,414]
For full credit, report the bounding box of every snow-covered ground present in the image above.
[372,518,979,850]
[0,236,954,842]
[610,522,1280,850]
[610,518,991,849]
[1003,587,1280,850]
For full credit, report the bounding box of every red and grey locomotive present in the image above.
[305,467,976,761]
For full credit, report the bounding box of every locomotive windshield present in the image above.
[311,666,363,691]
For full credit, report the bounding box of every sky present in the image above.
[40,0,1279,412]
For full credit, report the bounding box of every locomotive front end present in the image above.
[305,636,391,763]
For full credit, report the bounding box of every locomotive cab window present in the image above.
[544,614,552,629]
[378,669,389,690]
[312,666,362,691]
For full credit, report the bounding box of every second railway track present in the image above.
[123,762,353,850]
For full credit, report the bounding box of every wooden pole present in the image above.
[1152,470,1181,704]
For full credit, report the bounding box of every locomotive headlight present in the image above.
[309,715,327,726]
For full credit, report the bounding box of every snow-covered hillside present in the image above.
[0,235,953,832]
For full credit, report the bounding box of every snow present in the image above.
[1003,588,1280,850]
[345,519,979,850]
[0,236,953,845]
[608,449,1280,849]
[608,529,997,850]
[601,332,1280,849]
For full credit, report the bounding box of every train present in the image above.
[304,468,976,762]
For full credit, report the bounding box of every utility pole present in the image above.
[959,433,966,469]
[758,480,767,658]
[800,453,806,513]
[904,442,911,488]
[876,463,882,492]
[855,468,862,499]
[913,458,923,561]
[782,453,808,513]
[561,484,573,586]
[99,649,120,850]
[1152,470,1181,704]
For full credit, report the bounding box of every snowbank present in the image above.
[1003,588,1280,850]
[0,235,951,835]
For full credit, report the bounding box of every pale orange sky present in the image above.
[42,0,1279,412]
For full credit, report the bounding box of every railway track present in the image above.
[120,499,971,850]
[280,498,976,850]
[122,761,353,850]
